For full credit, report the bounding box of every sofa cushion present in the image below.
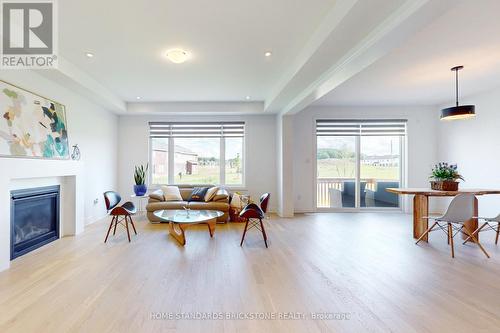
[189,187,209,202]
[205,186,219,202]
[161,185,183,201]
[149,190,165,202]
[179,188,193,201]
[188,201,230,212]
[147,201,188,212]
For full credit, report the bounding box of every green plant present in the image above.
[134,163,149,185]
[430,162,464,181]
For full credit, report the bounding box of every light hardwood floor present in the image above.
[2,213,500,333]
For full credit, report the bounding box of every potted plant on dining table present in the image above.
[430,162,464,191]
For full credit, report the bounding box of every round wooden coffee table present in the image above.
[153,210,223,246]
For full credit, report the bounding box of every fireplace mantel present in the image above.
[0,158,84,271]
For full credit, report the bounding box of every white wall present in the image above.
[275,114,294,217]
[117,114,278,212]
[437,86,500,216]
[292,105,438,213]
[0,71,118,224]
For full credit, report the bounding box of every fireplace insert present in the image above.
[10,185,60,260]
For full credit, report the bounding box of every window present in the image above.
[316,119,406,209]
[149,122,245,186]
[174,138,220,184]
[151,138,168,184]
[225,137,243,185]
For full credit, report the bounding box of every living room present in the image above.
[1,0,500,332]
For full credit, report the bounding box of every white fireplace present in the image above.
[0,158,85,271]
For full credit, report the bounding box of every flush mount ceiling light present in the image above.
[245,95,251,100]
[440,65,475,121]
[85,52,94,58]
[165,49,189,64]
[264,51,272,57]
[136,96,141,100]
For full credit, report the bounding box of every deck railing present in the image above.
[317,178,399,208]
[317,178,348,208]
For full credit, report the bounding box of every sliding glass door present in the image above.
[317,136,356,208]
[316,120,406,210]
[360,136,402,208]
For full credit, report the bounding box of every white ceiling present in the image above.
[59,0,336,102]
[314,0,500,107]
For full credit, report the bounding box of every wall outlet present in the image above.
[93,198,99,205]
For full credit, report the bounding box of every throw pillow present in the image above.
[204,186,219,202]
[189,187,209,202]
[213,189,229,202]
[230,193,242,208]
[161,186,183,201]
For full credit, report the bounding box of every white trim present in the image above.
[168,137,174,184]
[312,116,318,211]
[148,136,152,186]
[220,137,226,185]
[355,135,361,208]
[236,134,247,188]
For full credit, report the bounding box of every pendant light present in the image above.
[440,65,475,120]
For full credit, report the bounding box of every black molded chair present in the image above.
[103,191,137,242]
[240,193,270,248]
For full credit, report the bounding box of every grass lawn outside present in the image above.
[152,166,242,186]
[317,159,399,180]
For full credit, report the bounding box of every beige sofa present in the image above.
[146,185,230,223]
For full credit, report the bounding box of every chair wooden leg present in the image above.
[113,216,118,235]
[128,215,137,235]
[468,232,490,258]
[125,216,131,242]
[463,222,487,245]
[496,223,500,245]
[447,225,450,245]
[448,223,454,258]
[259,218,268,248]
[416,221,438,244]
[104,216,115,243]
[240,220,250,246]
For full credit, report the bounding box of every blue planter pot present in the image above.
[134,184,147,196]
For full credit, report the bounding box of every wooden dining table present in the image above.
[386,188,500,242]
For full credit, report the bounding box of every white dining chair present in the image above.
[415,194,490,258]
[463,213,500,245]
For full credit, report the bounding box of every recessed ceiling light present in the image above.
[165,49,189,64]
[136,96,141,100]
[245,96,251,100]
[85,52,94,58]
[264,51,272,57]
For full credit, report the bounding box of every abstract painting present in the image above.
[0,80,69,159]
